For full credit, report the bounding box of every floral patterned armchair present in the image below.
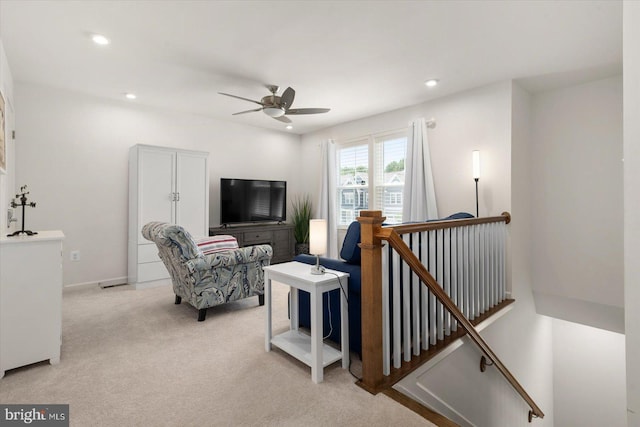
[142,222,272,321]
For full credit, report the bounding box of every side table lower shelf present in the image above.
[271,330,343,368]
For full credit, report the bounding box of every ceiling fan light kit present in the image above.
[219,85,330,123]
[263,106,285,117]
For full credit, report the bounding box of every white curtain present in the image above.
[402,118,438,221]
[317,139,338,258]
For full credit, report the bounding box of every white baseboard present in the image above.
[133,278,171,290]
[64,276,128,289]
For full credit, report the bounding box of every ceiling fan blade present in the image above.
[218,92,264,106]
[273,115,292,123]
[280,87,296,109]
[232,107,263,115]
[285,108,330,115]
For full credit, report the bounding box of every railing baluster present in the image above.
[500,224,507,301]
[436,228,444,341]
[402,234,411,362]
[420,231,429,350]
[444,228,451,336]
[474,224,480,319]
[450,227,457,332]
[468,225,475,320]
[491,223,497,307]
[486,224,495,308]
[428,230,437,345]
[463,226,470,320]
[476,224,484,316]
[382,243,391,376]
[411,233,421,356]
[456,227,464,329]
[485,224,490,312]
[392,248,401,368]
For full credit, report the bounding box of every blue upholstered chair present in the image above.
[142,222,272,321]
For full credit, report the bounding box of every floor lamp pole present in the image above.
[474,178,479,218]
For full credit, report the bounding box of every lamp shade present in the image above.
[309,219,327,256]
[472,150,481,179]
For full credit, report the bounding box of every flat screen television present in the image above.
[220,178,287,225]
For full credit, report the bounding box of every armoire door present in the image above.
[175,152,208,239]
[137,148,176,244]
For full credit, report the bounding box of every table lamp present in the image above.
[309,219,327,275]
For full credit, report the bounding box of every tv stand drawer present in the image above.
[244,230,274,244]
[210,223,294,264]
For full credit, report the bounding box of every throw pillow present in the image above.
[196,235,239,255]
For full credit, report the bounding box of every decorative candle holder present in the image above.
[7,185,38,237]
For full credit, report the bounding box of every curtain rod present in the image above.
[385,118,437,136]
[325,117,437,147]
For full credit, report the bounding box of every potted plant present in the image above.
[291,194,313,255]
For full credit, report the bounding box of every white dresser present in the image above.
[0,230,64,378]
[128,144,209,289]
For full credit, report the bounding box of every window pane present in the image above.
[337,143,369,226]
[374,135,407,224]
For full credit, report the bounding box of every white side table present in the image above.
[264,261,349,383]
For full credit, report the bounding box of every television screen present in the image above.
[220,178,286,225]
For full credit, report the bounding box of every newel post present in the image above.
[357,210,385,393]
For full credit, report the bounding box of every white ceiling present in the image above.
[0,0,622,135]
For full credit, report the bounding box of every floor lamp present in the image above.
[473,150,480,217]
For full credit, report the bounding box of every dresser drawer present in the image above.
[138,243,161,263]
[243,230,273,244]
[138,261,169,282]
[272,242,291,261]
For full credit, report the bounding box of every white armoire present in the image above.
[128,144,209,289]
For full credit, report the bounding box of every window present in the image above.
[337,141,369,226]
[336,132,407,226]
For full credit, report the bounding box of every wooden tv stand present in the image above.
[209,223,295,264]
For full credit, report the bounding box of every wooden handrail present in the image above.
[357,210,544,421]
[388,211,511,235]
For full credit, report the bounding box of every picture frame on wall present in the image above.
[0,90,5,174]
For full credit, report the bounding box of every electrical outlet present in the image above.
[70,250,80,261]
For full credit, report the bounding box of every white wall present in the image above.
[624,1,640,423]
[478,80,553,424]
[14,83,301,286]
[529,76,624,333]
[552,319,626,427]
[0,38,15,233]
[301,81,513,221]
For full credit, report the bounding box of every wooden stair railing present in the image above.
[357,210,544,422]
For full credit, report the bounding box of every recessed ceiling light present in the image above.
[425,79,439,88]
[286,125,293,130]
[125,93,137,100]
[91,34,110,46]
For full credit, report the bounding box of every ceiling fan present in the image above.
[218,85,330,123]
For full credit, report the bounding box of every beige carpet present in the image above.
[0,282,433,426]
